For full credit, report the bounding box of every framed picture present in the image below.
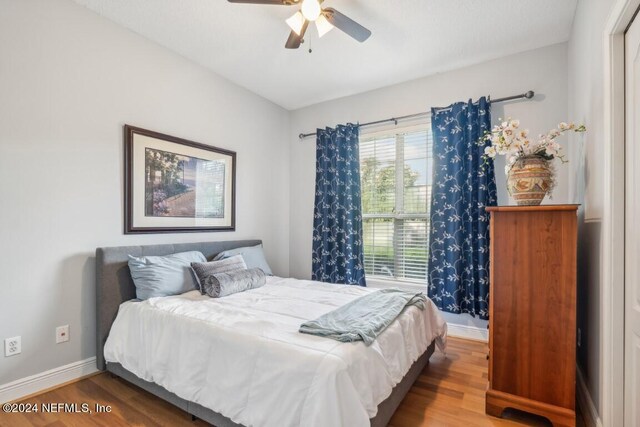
[124,125,236,234]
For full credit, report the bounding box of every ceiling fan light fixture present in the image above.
[286,11,305,35]
[315,13,333,37]
[300,0,321,21]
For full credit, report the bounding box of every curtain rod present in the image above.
[298,90,535,140]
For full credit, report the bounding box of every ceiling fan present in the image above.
[227,0,372,49]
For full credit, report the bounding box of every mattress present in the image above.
[104,276,447,427]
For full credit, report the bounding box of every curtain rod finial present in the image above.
[299,133,305,140]
[525,90,535,99]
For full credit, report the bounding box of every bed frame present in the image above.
[96,240,436,427]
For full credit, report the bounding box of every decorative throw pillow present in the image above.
[128,251,206,300]
[213,244,273,275]
[190,255,247,292]
[201,268,266,298]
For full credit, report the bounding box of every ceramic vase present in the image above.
[507,156,552,206]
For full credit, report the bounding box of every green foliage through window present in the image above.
[359,128,432,283]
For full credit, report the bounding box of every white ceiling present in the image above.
[73,0,578,110]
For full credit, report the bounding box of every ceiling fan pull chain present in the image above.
[308,36,313,53]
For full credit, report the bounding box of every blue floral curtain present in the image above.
[312,124,366,286]
[427,97,497,319]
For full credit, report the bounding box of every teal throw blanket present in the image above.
[299,289,427,345]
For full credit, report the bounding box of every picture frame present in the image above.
[124,125,236,234]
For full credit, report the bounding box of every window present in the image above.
[359,124,433,284]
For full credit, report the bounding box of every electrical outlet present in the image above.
[5,336,21,357]
[577,328,581,347]
[56,325,69,344]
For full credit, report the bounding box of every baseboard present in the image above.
[446,323,488,342]
[0,357,98,404]
[576,366,603,427]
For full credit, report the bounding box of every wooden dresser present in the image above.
[485,205,578,427]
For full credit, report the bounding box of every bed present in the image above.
[96,240,447,427]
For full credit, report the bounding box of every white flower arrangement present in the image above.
[481,119,586,175]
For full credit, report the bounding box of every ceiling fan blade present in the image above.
[322,7,371,42]
[227,0,298,5]
[285,20,308,49]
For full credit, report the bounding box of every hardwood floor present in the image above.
[0,338,584,427]
[388,338,584,427]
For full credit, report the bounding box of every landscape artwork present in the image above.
[125,125,236,234]
[144,147,225,219]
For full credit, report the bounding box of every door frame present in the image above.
[603,1,640,426]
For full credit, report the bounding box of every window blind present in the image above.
[360,126,432,283]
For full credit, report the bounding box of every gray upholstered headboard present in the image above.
[95,240,262,370]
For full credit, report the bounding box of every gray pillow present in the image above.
[201,267,266,298]
[190,255,247,292]
[214,244,273,275]
[128,251,206,300]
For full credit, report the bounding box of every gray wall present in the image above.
[0,0,290,384]
[288,43,569,330]
[567,0,617,416]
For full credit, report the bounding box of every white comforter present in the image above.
[104,276,447,427]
